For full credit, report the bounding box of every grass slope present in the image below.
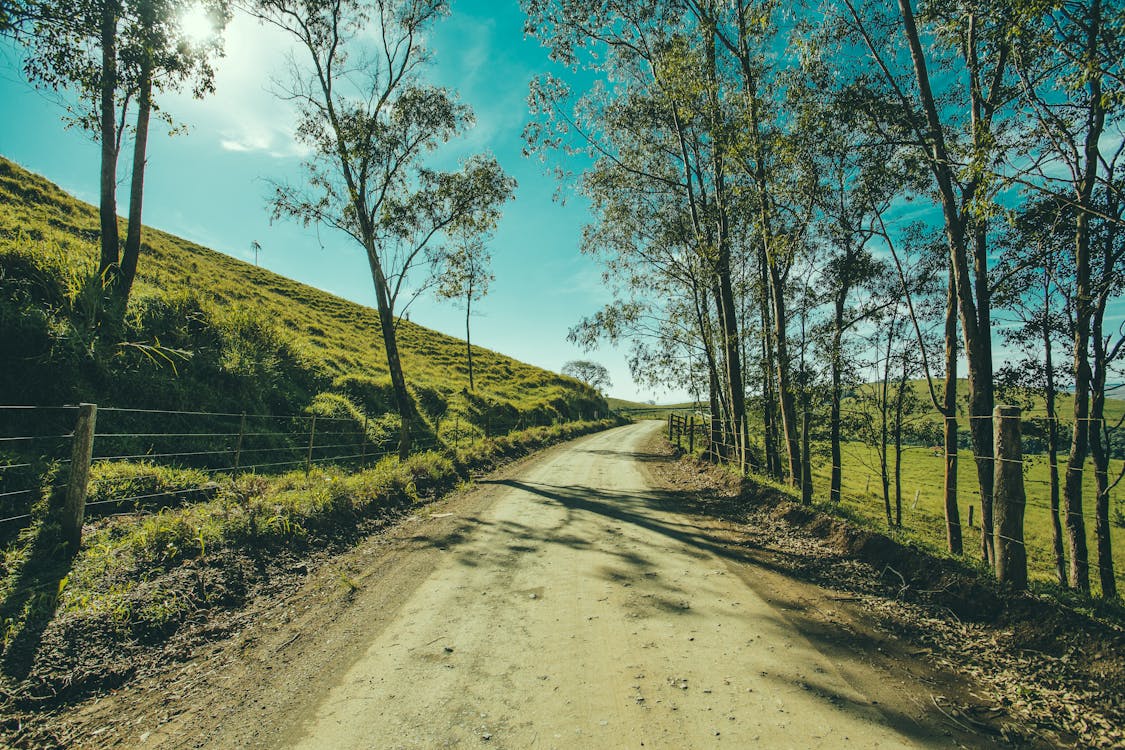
[0,156,604,430]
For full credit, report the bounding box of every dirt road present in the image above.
[95,421,986,749]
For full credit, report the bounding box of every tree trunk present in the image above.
[944,267,962,553]
[759,244,781,478]
[1091,234,1117,599]
[120,60,153,308]
[707,364,723,462]
[716,256,747,472]
[1089,5,1116,598]
[1043,278,1066,586]
[366,247,412,459]
[881,327,893,528]
[767,257,800,485]
[703,18,746,475]
[801,396,812,504]
[970,224,996,567]
[897,0,995,566]
[1089,382,1116,598]
[1062,0,1106,596]
[830,286,848,503]
[98,0,120,282]
[465,281,474,391]
[894,357,906,527]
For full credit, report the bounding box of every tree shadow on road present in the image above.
[472,476,1012,748]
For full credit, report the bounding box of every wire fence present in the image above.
[668,410,1124,591]
[0,401,562,532]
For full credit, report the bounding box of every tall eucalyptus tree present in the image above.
[254,0,515,458]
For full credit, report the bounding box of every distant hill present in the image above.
[0,157,604,441]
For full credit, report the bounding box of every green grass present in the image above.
[0,156,604,427]
[807,440,1125,598]
[846,378,1125,430]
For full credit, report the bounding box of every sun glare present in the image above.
[179,3,217,46]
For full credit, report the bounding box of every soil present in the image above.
[4,421,1123,748]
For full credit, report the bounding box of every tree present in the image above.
[253,0,515,459]
[13,0,227,316]
[1010,0,1125,595]
[562,360,612,394]
[994,196,1076,586]
[434,232,493,391]
[835,0,1021,568]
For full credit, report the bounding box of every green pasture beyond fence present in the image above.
[667,411,1125,596]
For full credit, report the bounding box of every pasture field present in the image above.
[809,439,1125,597]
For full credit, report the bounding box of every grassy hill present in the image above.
[0,156,604,439]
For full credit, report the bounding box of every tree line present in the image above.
[2,0,515,461]
[523,0,1123,598]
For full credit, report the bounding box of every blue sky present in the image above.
[0,0,677,403]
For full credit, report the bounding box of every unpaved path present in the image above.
[70,421,993,748]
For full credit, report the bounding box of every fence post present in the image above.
[993,405,1027,590]
[306,414,317,477]
[233,412,246,474]
[668,413,673,440]
[62,403,97,550]
[689,415,695,453]
[360,413,369,468]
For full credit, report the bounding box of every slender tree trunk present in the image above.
[692,278,724,462]
[717,257,747,472]
[707,363,723,462]
[1062,0,1106,595]
[1089,363,1116,598]
[830,287,848,502]
[120,61,153,308]
[894,356,907,527]
[970,224,996,566]
[881,327,893,528]
[897,0,995,566]
[98,0,120,282]
[801,394,812,503]
[944,267,962,553]
[1091,263,1116,598]
[767,258,800,484]
[366,247,412,459]
[1066,343,1092,594]
[759,245,781,478]
[1043,279,1065,586]
[465,280,474,391]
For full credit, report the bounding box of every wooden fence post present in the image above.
[668,413,673,440]
[62,403,96,550]
[306,414,317,477]
[993,405,1027,590]
[688,416,695,453]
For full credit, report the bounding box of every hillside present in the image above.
[0,157,604,433]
